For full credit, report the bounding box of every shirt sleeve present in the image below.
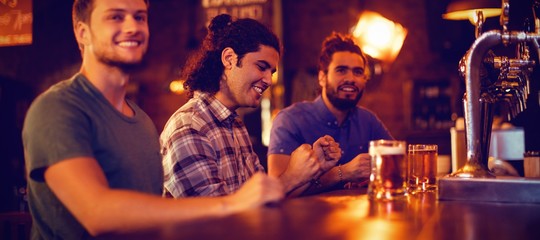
[161,126,229,197]
[23,93,94,182]
[268,111,303,156]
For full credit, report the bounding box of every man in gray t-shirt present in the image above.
[24,73,163,239]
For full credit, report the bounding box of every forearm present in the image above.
[270,153,310,194]
[284,182,311,197]
[44,157,246,237]
[300,165,344,195]
[78,189,233,236]
[278,171,307,194]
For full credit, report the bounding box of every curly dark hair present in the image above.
[182,14,281,98]
[318,32,368,75]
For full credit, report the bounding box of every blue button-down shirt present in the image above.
[268,96,393,164]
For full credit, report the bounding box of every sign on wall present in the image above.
[0,0,32,47]
[202,0,273,28]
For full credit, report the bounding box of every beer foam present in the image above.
[369,145,405,155]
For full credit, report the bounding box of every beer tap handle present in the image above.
[501,0,510,36]
[501,94,515,120]
[533,0,540,33]
[525,74,530,95]
[516,88,526,113]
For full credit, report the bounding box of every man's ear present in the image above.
[221,47,236,69]
[318,70,327,88]
[74,22,90,51]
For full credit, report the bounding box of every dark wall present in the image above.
[0,77,33,212]
[0,1,79,90]
[0,0,80,213]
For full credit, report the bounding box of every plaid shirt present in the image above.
[160,91,264,197]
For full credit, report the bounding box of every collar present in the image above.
[314,96,354,127]
[195,91,238,125]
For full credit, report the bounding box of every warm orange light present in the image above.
[271,69,279,84]
[441,0,501,25]
[169,80,185,95]
[352,11,407,63]
[442,8,501,25]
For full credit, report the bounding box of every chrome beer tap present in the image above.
[451,0,539,178]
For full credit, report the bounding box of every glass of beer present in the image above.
[368,140,408,200]
[407,144,438,193]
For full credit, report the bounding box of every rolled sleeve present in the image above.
[268,111,303,156]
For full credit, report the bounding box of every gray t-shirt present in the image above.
[22,73,163,239]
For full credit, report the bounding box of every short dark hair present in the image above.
[72,0,149,28]
[182,14,282,98]
[318,32,368,74]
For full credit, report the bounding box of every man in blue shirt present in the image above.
[268,32,393,195]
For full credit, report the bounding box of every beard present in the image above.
[90,30,148,72]
[325,84,363,111]
[96,48,147,73]
[98,55,146,72]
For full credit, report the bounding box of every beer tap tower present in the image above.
[439,0,540,202]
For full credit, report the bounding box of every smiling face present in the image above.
[216,45,279,110]
[319,51,368,111]
[76,0,149,68]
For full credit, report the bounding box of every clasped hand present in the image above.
[285,135,340,184]
[312,135,341,176]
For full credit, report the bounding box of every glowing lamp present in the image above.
[442,0,501,25]
[352,11,407,63]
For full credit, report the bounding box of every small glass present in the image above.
[524,151,540,178]
[408,144,438,193]
[368,140,408,200]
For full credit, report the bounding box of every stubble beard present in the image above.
[92,35,148,72]
[325,85,363,111]
[96,50,146,73]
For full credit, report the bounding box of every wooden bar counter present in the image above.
[104,188,540,240]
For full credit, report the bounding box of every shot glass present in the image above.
[408,144,438,193]
[524,151,540,178]
[368,140,408,200]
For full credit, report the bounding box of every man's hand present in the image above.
[279,144,320,192]
[227,173,284,211]
[342,153,371,182]
[313,135,341,174]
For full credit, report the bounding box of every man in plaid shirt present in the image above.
[161,14,342,198]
